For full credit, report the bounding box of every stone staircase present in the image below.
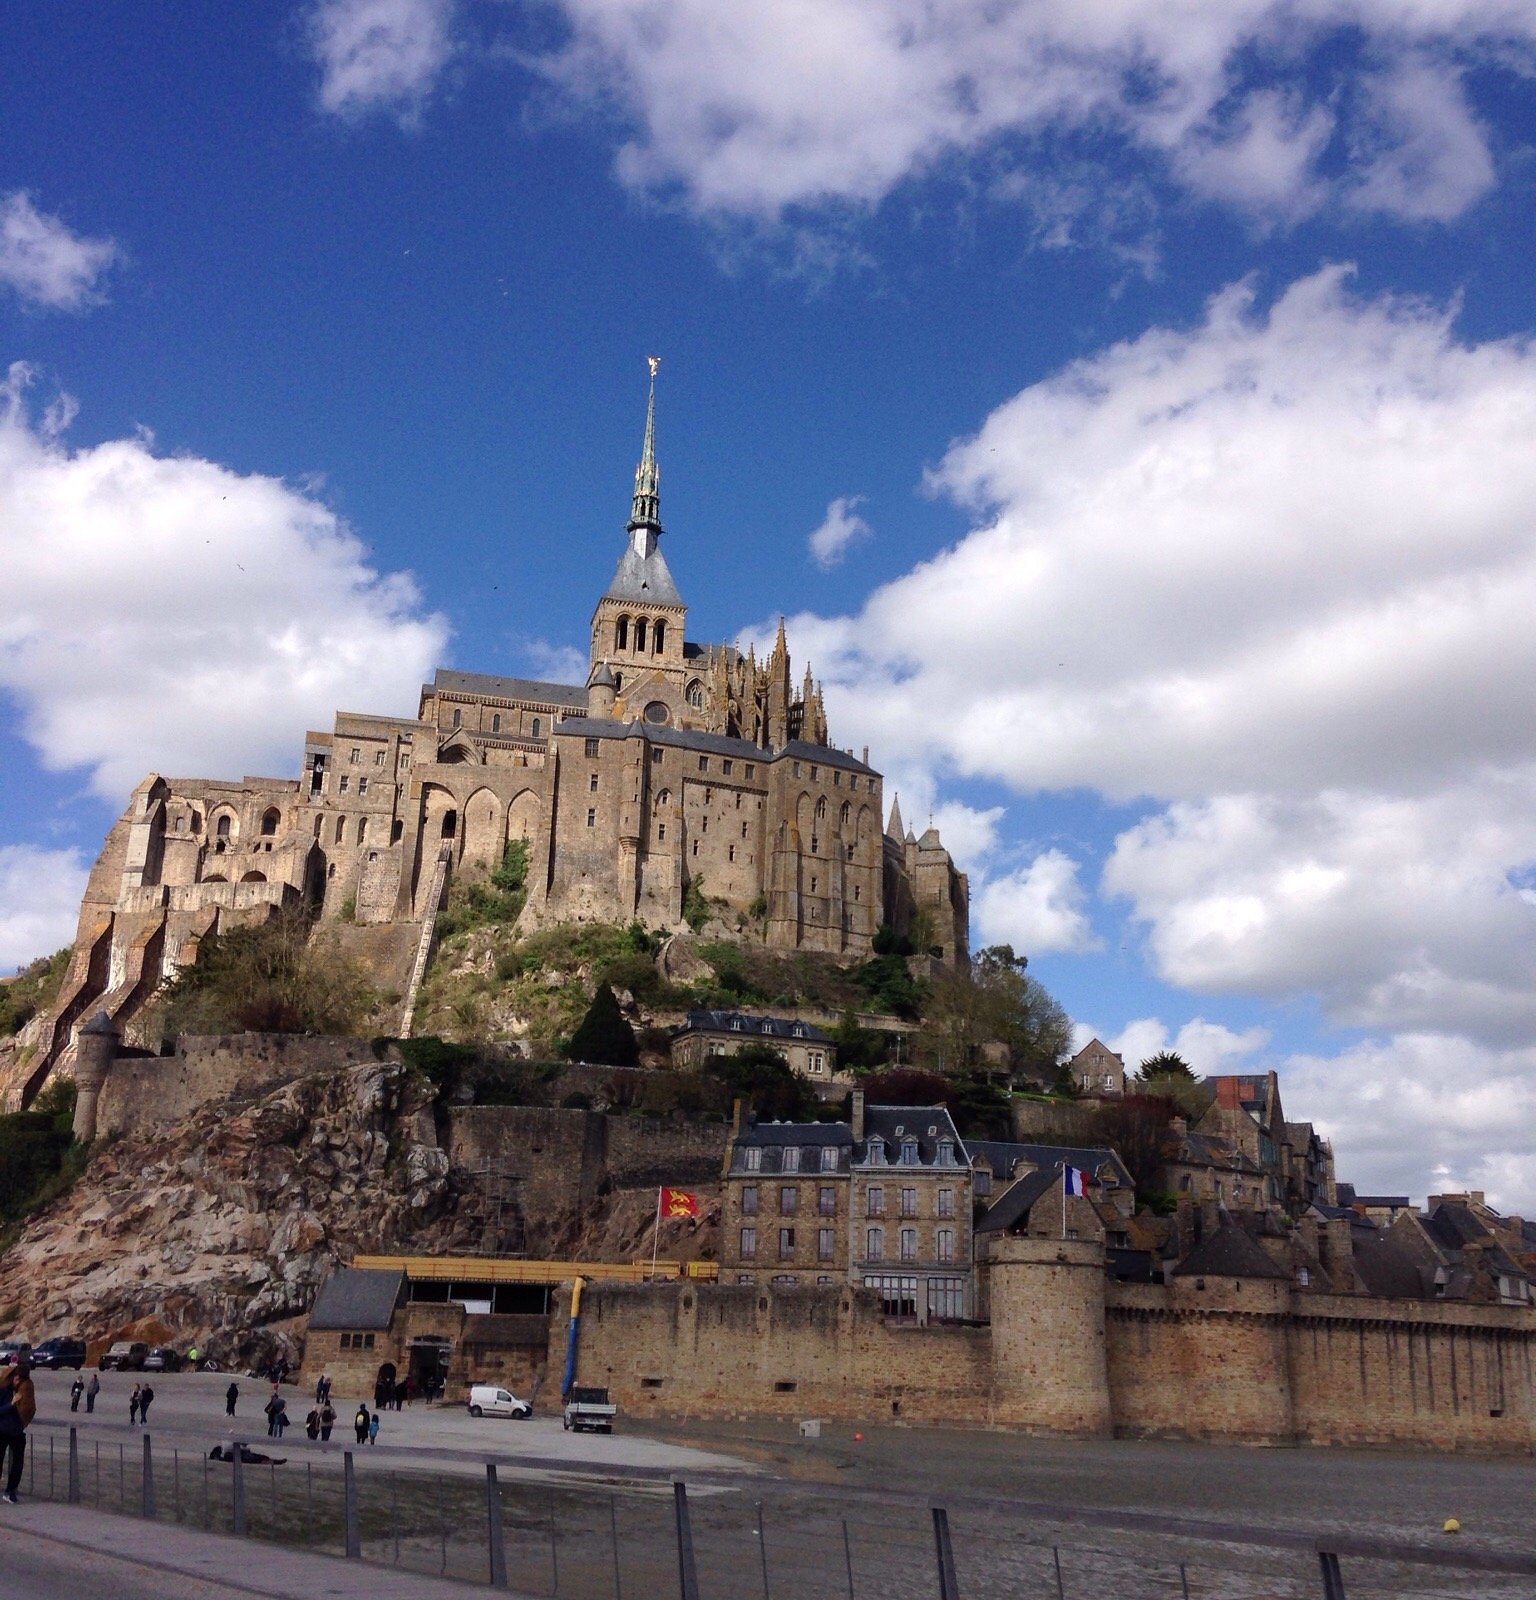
[399,845,453,1038]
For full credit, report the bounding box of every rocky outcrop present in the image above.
[0,1061,478,1368]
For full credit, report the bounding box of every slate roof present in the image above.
[554,717,769,762]
[679,1011,831,1043]
[308,1268,404,1331]
[969,1140,1133,1191]
[427,668,586,709]
[603,543,684,607]
[1175,1131,1265,1176]
[974,1167,1060,1234]
[738,1121,854,1147]
[1351,1232,1431,1299]
[860,1105,966,1166]
[1171,1222,1290,1280]
[779,740,878,777]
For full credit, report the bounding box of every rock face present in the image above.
[0,1061,479,1368]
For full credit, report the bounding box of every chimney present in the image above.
[851,1088,865,1143]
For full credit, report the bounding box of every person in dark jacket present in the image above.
[138,1384,155,1425]
[129,1384,141,1425]
[354,1404,369,1445]
[0,1356,36,1503]
[319,1402,335,1441]
[86,1373,99,1413]
[226,1381,239,1417]
[69,1376,84,1412]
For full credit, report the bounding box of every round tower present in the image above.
[587,660,617,718]
[71,1011,119,1142]
[987,1235,1112,1435]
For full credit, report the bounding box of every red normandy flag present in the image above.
[660,1187,700,1219]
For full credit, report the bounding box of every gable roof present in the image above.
[308,1268,403,1331]
[679,1011,831,1043]
[860,1104,965,1165]
[1172,1222,1290,1280]
[969,1140,1133,1191]
[427,668,586,709]
[975,1167,1061,1234]
[603,543,684,607]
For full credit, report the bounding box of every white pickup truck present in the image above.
[561,1385,617,1433]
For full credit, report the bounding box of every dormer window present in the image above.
[900,1140,918,1166]
[936,1141,954,1166]
[743,1147,762,1172]
[782,1146,801,1172]
[820,1146,837,1172]
[731,1018,744,1031]
[867,1140,885,1166]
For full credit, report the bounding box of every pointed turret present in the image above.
[886,794,905,839]
[628,356,662,545]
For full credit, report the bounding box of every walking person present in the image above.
[319,1402,335,1441]
[226,1380,239,1417]
[353,1404,369,1445]
[69,1375,84,1413]
[0,1353,36,1503]
[86,1372,99,1413]
[305,1407,320,1441]
[367,1412,380,1446]
[129,1384,141,1426]
[138,1384,155,1426]
[272,1397,289,1441]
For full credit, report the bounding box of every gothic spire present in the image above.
[628,356,662,538]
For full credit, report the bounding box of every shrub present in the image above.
[566,983,639,1068]
[0,947,70,1038]
[491,839,529,895]
[681,876,710,933]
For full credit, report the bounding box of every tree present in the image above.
[705,1043,814,1121]
[917,945,1071,1083]
[566,982,638,1068]
[1085,1093,1181,1202]
[859,1068,1014,1141]
[144,909,373,1041]
[1137,1051,1194,1079]
[1135,1052,1212,1117]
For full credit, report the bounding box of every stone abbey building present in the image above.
[3,370,968,1107]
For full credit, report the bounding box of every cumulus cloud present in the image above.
[0,363,448,800]
[808,495,872,569]
[309,0,455,119]
[1104,1015,1270,1076]
[1282,1034,1536,1213]
[974,848,1099,956]
[0,192,117,312]
[533,0,1530,227]
[0,845,89,972]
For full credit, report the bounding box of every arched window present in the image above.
[815,797,827,821]
[653,618,666,653]
[452,708,461,728]
[634,617,648,653]
[260,808,279,836]
[840,801,851,827]
[492,713,501,733]
[615,616,628,651]
[655,788,671,808]
[685,679,704,709]
[215,814,232,839]
[356,817,367,845]
[334,816,345,843]
[531,718,541,738]
[441,809,457,839]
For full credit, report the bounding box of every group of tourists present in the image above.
[67,1373,100,1413]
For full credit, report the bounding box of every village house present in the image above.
[670,1010,847,1092]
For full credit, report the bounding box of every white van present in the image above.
[467,1385,531,1419]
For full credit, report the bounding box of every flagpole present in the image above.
[1061,1166,1067,1240]
[649,1185,663,1280]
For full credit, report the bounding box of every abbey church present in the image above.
[3,371,968,1107]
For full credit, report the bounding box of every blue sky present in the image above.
[5,1,1536,1207]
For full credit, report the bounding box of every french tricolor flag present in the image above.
[1062,1165,1088,1196]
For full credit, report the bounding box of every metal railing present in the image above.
[23,1425,1536,1600]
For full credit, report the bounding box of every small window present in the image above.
[334,817,345,843]
[820,1146,837,1172]
[589,773,599,792]
[356,817,367,844]
[587,808,596,828]
[866,1227,883,1260]
[641,1377,664,1389]
[375,750,386,766]
[936,1228,955,1263]
[363,1333,375,1350]
[817,1229,835,1261]
[745,764,755,779]
[774,1380,798,1393]
[586,738,601,757]
[260,808,279,836]
[358,777,368,795]
[492,714,501,733]
[743,1146,761,1171]
[452,709,461,728]
[339,776,349,793]
[698,756,708,772]
[532,718,541,737]
[778,1228,795,1258]
[350,748,360,764]
[867,1186,885,1217]
[441,809,457,839]
[792,761,801,778]
[741,1185,758,1215]
[657,825,666,842]
[901,1140,918,1166]
[938,1187,955,1218]
[651,747,663,763]
[780,1186,797,1215]
[782,1147,800,1172]
[900,1187,917,1218]
[740,1227,757,1257]
[900,1228,917,1262]
[728,845,735,862]
[818,1185,836,1215]
[722,759,733,775]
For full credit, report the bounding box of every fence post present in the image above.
[486,1464,508,1589]
[756,1498,771,1598]
[1318,1551,1347,1600]
[141,1433,156,1520]
[231,1441,247,1536]
[841,1519,855,1599]
[67,1427,80,1504]
[932,1507,960,1600]
[610,1493,624,1600]
[674,1482,701,1600]
[343,1451,361,1559]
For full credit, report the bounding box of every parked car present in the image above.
[141,1346,183,1372]
[99,1340,150,1371]
[467,1385,532,1419]
[31,1337,87,1370]
[0,1341,33,1367]
[562,1386,616,1434]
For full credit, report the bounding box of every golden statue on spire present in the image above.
[647,355,660,378]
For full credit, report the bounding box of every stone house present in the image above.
[1067,1037,1125,1097]
[670,1010,847,1091]
[1162,1124,1276,1211]
[719,1091,974,1322]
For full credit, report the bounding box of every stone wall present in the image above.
[96,1034,388,1139]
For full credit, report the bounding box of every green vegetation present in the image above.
[917,944,1071,1084]
[851,953,925,1019]
[681,875,711,933]
[0,1079,83,1229]
[491,838,529,896]
[858,1067,1015,1141]
[705,1042,817,1120]
[0,947,70,1038]
[142,909,375,1042]
[566,982,638,1067]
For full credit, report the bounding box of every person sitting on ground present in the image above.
[0,1354,36,1504]
[209,1444,285,1466]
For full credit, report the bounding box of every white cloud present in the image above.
[808,495,872,569]
[309,0,455,119]
[974,848,1099,956]
[1282,1033,1536,1214]
[0,192,117,312]
[0,846,89,972]
[1104,1015,1269,1076]
[0,363,449,800]
[535,0,1531,227]
[515,637,587,684]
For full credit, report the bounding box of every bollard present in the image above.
[231,1441,247,1536]
[486,1464,508,1590]
[610,1493,624,1600]
[1318,1551,1348,1600]
[933,1507,960,1600]
[67,1428,80,1504]
[1052,1546,1066,1600]
[141,1433,156,1520]
[343,1451,361,1559]
[674,1482,701,1600]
